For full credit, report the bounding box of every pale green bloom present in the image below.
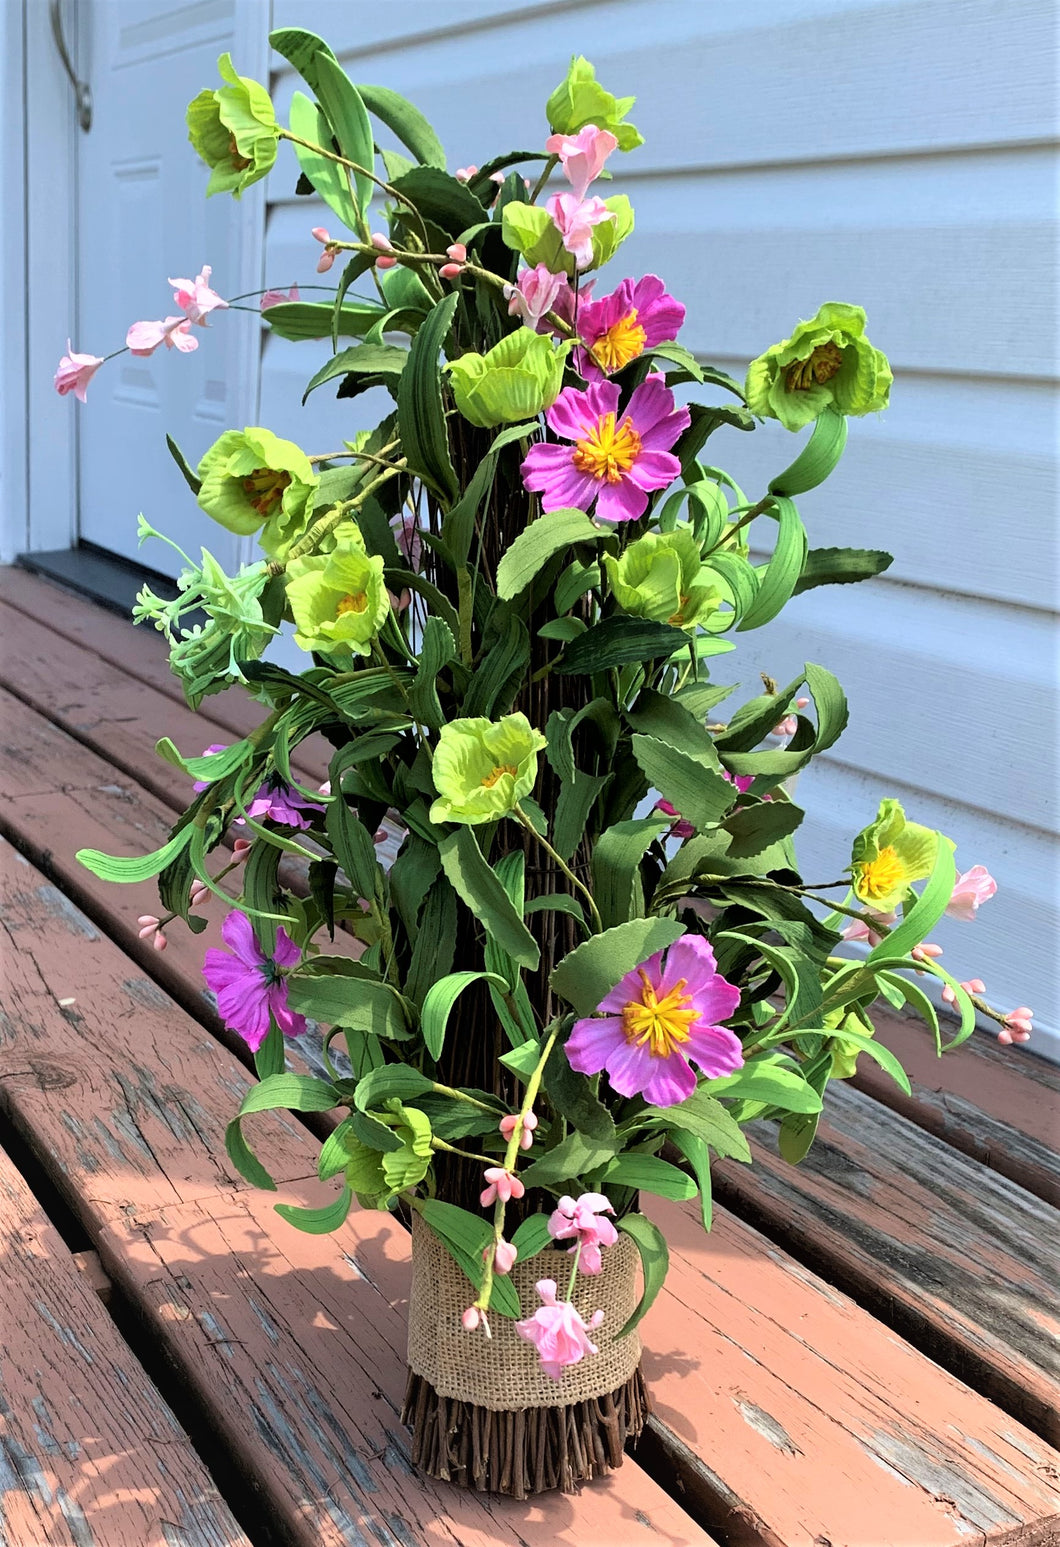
[546,56,643,151]
[502,197,633,277]
[429,713,546,826]
[196,427,317,559]
[603,524,722,630]
[285,530,389,656]
[447,330,568,427]
[825,1007,874,1080]
[186,53,278,198]
[745,302,892,433]
[850,798,939,912]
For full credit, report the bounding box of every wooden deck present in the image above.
[0,564,1058,1547]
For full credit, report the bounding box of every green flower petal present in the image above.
[285,533,389,657]
[429,714,546,826]
[196,427,317,556]
[546,56,643,149]
[186,54,278,198]
[745,302,891,432]
[604,525,720,631]
[447,330,567,427]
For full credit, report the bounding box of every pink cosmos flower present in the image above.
[545,124,618,201]
[169,265,228,327]
[480,1167,525,1207]
[515,1280,604,1380]
[260,285,300,311]
[126,316,198,355]
[54,342,104,403]
[841,910,897,948]
[946,866,998,922]
[546,191,614,270]
[547,1193,618,1275]
[521,376,689,524]
[202,910,306,1053]
[506,264,576,332]
[655,799,695,839]
[575,275,686,379]
[566,934,742,1107]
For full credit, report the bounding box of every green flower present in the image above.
[285,529,389,657]
[745,302,892,433]
[824,1007,874,1081]
[186,53,278,197]
[429,714,546,826]
[196,427,317,559]
[447,330,568,427]
[603,524,722,630]
[546,56,643,151]
[502,197,633,277]
[850,798,940,912]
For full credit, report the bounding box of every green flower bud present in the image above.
[546,56,643,151]
[501,196,634,277]
[850,798,941,912]
[745,302,892,433]
[824,1007,874,1081]
[429,713,547,826]
[447,329,568,428]
[285,529,389,657]
[196,427,317,560]
[186,53,278,197]
[603,524,722,630]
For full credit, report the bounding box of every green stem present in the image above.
[528,154,558,204]
[512,804,603,933]
[565,1238,584,1300]
[700,498,772,558]
[276,458,406,569]
[431,1138,497,1166]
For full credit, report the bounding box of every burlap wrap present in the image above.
[407,1214,642,1410]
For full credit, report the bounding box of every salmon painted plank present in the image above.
[0,1142,249,1547]
[713,1081,1060,1446]
[855,1013,1060,1207]
[0,839,716,1547]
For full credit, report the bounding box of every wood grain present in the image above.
[0,1139,249,1547]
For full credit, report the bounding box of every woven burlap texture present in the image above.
[407,1213,642,1410]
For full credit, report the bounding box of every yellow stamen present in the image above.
[227,132,252,172]
[241,467,291,518]
[571,413,642,484]
[336,592,368,616]
[668,593,690,626]
[857,845,905,902]
[785,341,844,393]
[621,969,698,1059]
[590,309,648,374]
[481,763,518,788]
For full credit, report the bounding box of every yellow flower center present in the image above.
[336,591,368,616]
[668,593,690,626]
[621,969,698,1058]
[481,763,518,788]
[589,309,648,374]
[857,845,905,901]
[227,132,252,172]
[571,413,643,484]
[785,341,844,393]
[242,467,291,518]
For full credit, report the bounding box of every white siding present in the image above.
[261,0,1060,1055]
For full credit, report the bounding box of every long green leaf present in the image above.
[769,405,848,497]
[397,292,459,504]
[631,736,734,833]
[867,841,956,964]
[312,53,375,218]
[275,1187,353,1234]
[706,1061,823,1114]
[604,1154,697,1200]
[302,343,408,403]
[496,508,603,601]
[288,92,358,232]
[438,828,540,970]
[390,166,488,236]
[556,617,687,675]
[615,1214,669,1337]
[793,545,894,595]
[737,495,807,631]
[592,815,671,930]
[417,1200,521,1317]
[357,83,446,168]
[77,829,191,884]
[421,970,508,1059]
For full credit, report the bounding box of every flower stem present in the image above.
[512,804,603,933]
[565,1239,584,1300]
[274,458,407,569]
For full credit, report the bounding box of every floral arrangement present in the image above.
[65,29,1030,1442]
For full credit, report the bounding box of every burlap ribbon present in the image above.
[407,1213,642,1410]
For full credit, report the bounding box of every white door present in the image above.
[75,0,269,578]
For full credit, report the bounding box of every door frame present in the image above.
[1,0,269,568]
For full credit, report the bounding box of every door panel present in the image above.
[76,0,267,577]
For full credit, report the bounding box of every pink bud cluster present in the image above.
[136,915,168,952]
[439,243,467,281]
[498,1111,538,1150]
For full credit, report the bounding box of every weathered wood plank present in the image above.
[0,1139,250,1547]
[713,1081,1060,1448]
[0,837,716,1547]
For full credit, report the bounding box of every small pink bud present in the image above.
[489,170,505,185]
[439,263,463,280]
[311,226,330,243]
[454,165,477,183]
[137,914,160,930]
[796,697,810,708]
[373,828,388,845]
[317,780,331,797]
[231,838,252,861]
[522,1112,538,1132]
[461,1306,480,1331]
[911,942,943,962]
[152,930,168,952]
[375,254,397,270]
[370,231,392,252]
[446,243,467,263]
[316,250,336,274]
[942,977,986,1006]
[494,1239,518,1275]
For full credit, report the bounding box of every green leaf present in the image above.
[544,1038,617,1143]
[868,841,956,964]
[417,1200,521,1317]
[626,688,722,765]
[318,1116,361,1181]
[438,827,540,970]
[405,873,458,1006]
[550,917,685,1019]
[769,405,848,497]
[510,1213,554,1263]
[287,967,412,1042]
[263,299,384,342]
[421,970,508,1060]
[224,1116,276,1192]
[592,815,671,930]
[302,343,408,403]
[239,1074,340,1118]
[737,496,808,632]
[390,166,488,235]
[604,1154,697,1201]
[706,1061,823,1114]
[519,1131,619,1190]
[645,1087,752,1164]
[824,1023,912,1093]
[615,1214,669,1337]
[311,53,375,218]
[76,829,191,884]
[397,292,460,503]
[803,661,849,751]
[631,736,734,833]
[721,800,804,859]
[439,420,536,569]
[556,617,688,675]
[165,433,202,494]
[408,615,456,731]
[793,546,894,595]
[668,1130,714,1231]
[499,1039,542,1081]
[275,1187,353,1234]
[325,800,383,902]
[288,91,359,232]
[357,82,446,168]
[496,508,604,601]
[778,1111,820,1164]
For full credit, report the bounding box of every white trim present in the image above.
[0,0,28,563]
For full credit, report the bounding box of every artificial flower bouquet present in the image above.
[66,29,1027,1497]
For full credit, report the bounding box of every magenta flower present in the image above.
[721,770,755,796]
[169,265,228,327]
[544,125,618,201]
[260,284,300,311]
[547,1193,618,1275]
[655,799,695,839]
[126,316,198,355]
[243,778,325,830]
[202,910,306,1053]
[521,377,689,524]
[566,935,742,1107]
[546,191,614,270]
[946,865,997,922]
[575,275,685,379]
[515,1280,604,1380]
[54,342,104,403]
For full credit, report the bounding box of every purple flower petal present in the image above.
[268,984,307,1039]
[545,380,619,440]
[594,477,649,523]
[272,926,301,969]
[639,1051,698,1107]
[220,909,265,967]
[684,1024,744,1079]
[521,443,599,512]
[625,448,682,493]
[657,935,718,997]
[598,953,665,1014]
[626,375,683,437]
[566,1014,626,1075]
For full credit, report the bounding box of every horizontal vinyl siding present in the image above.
[261,0,1060,1055]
